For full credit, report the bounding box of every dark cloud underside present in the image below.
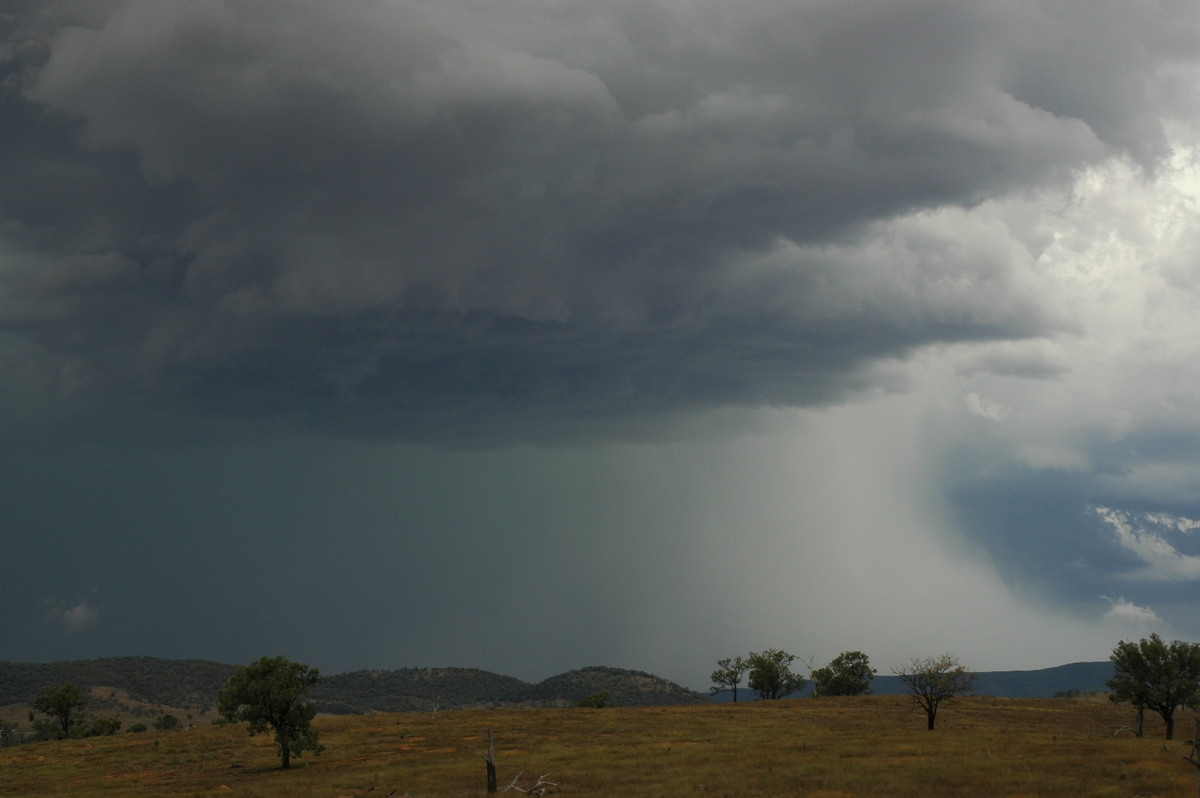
[4,0,1190,442]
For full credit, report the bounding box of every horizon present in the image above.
[4,1,1200,694]
[2,651,1118,694]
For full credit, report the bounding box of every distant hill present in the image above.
[2,658,1117,717]
[0,657,235,712]
[711,661,1115,701]
[0,658,707,715]
[518,666,708,708]
[311,668,534,713]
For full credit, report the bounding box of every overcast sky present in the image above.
[4,0,1200,691]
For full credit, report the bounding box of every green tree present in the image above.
[216,656,324,769]
[30,683,88,740]
[812,650,876,696]
[577,690,610,708]
[894,654,976,730]
[710,655,750,702]
[154,713,180,731]
[88,715,122,736]
[1107,633,1200,740]
[747,649,806,700]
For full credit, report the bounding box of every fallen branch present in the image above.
[503,772,558,794]
[1106,725,1139,737]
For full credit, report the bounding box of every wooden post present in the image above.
[484,728,497,793]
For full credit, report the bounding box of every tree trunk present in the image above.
[1165,711,1175,741]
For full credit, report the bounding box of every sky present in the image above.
[4,0,1200,692]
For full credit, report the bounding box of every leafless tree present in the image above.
[893,654,977,730]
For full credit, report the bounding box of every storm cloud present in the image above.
[4,1,1200,686]
[4,0,1180,440]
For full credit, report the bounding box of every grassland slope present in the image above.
[2,696,1195,797]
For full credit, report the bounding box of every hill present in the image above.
[517,665,707,707]
[3,657,1118,717]
[310,667,534,713]
[0,658,707,717]
[711,661,1115,701]
[0,657,235,714]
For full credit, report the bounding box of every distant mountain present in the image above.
[311,667,535,713]
[1,658,1116,716]
[0,658,708,715]
[0,657,235,711]
[520,666,708,708]
[711,661,1115,702]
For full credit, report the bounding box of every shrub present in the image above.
[577,690,611,708]
[154,714,180,731]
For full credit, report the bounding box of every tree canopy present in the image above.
[216,656,324,768]
[812,650,876,697]
[710,656,750,702]
[894,654,976,730]
[1107,633,1200,740]
[30,683,88,739]
[747,649,806,700]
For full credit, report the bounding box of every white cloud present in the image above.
[1102,595,1166,633]
[48,594,101,632]
[1095,506,1200,582]
[965,392,1017,421]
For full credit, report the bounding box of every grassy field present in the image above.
[2,695,1198,797]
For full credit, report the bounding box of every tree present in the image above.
[812,650,876,697]
[747,649,806,700]
[88,715,122,736]
[216,656,324,768]
[1107,633,1200,740]
[154,713,180,731]
[711,656,750,702]
[577,690,610,708]
[894,654,976,730]
[30,683,88,740]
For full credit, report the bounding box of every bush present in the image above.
[128,723,148,733]
[577,690,611,708]
[89,716,122,736]
[154,714,181,731]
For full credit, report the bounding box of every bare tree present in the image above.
[710,656,750,702]
[893,654,976,730]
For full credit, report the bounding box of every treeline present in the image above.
[709,635,1200,738]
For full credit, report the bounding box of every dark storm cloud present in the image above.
[0,0,1192,442]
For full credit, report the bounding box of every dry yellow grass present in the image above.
[2,695,1198,797]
